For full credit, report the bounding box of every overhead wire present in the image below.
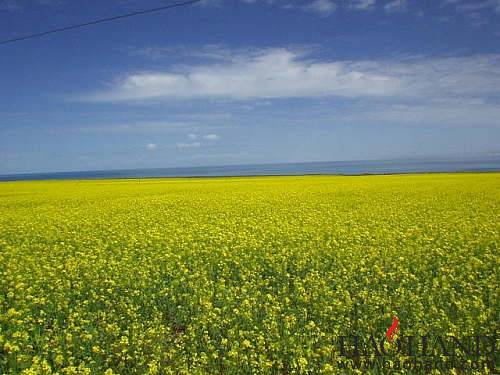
[0,0,203,46]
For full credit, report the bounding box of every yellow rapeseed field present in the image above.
[0,174,498,374]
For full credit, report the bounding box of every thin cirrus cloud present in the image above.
[442,0,500,26]
[332,98,500,127]
[80,48,500,105]
[0,0,20,11]
[204,0,500,16]
[447,0,500,13]
[0,0,64,11]
[350,0,376,11]
[203,134,220,140]
[176,142,201,149]
[175,134,219,150]
[305,0,336,16]
[384,0,407,13]
[187,133,220,140]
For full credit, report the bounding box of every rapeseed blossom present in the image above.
[0,174,498,374]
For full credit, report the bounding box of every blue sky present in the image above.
[1,0,500,174]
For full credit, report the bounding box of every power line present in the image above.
[0,0,203,46]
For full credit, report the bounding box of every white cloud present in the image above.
[188,133,198,139]
[350,0,376,10]
[82,49,500,106]
[203,134,220,140]
[199,0,500,17]
[384,0,407,13]
[83,48,402,102]
[306,0,336,16]
[361,54,500,98]
[146,143,157,150]
[177,142,201,149]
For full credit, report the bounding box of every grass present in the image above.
[0,173,498,374]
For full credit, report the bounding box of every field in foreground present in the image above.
[0,174,498,374]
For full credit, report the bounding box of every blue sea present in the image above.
[1,158,499,181]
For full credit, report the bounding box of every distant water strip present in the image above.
[1,158,499,181]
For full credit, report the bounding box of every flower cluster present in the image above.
[0,174,498,374]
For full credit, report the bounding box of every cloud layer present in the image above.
[204,0,500,18]
[83,48,500,105]
[84,48,401,101]
[306,0,336,16]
